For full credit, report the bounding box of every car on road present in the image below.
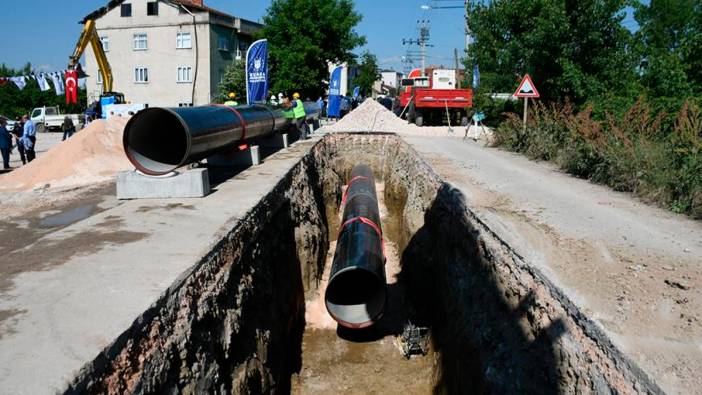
[0,115,16,132]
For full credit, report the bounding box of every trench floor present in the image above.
[291,183,435,394]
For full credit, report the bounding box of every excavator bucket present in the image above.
[74,63,89,79]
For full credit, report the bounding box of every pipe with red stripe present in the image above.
[325,164,387,329]
[123,104,295,176]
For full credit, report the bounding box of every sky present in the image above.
[0,0,469,74]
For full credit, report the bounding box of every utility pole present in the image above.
[465,0,471,64]
[402,20,433,76]
[465,0,472,88]
[420,1,470,82]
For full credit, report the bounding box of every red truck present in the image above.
[399,68,472,127]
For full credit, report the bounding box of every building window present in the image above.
[239,39,250,53]
[178,103,193,107]
[133,33,147,50]
[176,32,192,49]
[177,67,192,83]
[100,36,109,52]
[218,35,229,51]
[147,1,159,15]
[121,3,132,17]
[134,67,149,83]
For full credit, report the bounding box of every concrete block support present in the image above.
[117,168,210,199]
[250,146,260,166]
[208,145,261,167]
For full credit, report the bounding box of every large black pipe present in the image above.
[123,103,319,175]
[325,164,387,329]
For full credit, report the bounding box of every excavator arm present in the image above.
[69,19,114,93]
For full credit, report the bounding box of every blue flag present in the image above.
[472,63,480,89]
[246,39,269,105]
[327,65,344,117]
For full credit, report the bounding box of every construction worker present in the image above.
[291,92,308,139]
[224,92,238,106]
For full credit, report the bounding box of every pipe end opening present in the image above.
[123,108,189,175]
[325,268,387,328]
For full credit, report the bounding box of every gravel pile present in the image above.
[325,99,417,133]
[323,98,493,140]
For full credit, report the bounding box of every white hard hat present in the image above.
[271,95,277,100]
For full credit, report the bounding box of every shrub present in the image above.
[493,98,702,218]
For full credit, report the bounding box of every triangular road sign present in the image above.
[514,74,540,98]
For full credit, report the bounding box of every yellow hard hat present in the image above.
[293,92,300,99]
[228,92,237,99]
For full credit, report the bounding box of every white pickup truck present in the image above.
[30,107,83,133]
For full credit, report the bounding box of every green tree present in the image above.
[467,0,637,104]
[216,58,246,103]
[262,0,366,98]
[634,0,702,96]
[0,63,86,118]
[353,51,380,97]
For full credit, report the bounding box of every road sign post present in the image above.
[523,97,528,132]
[514,74,540,132]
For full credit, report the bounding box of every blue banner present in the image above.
[327,65,343,117]
[246,39,269,105]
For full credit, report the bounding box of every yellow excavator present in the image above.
[68,19,125,110]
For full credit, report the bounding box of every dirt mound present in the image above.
[324,98,493,139]
[0,118,131,192]
[325,99,419,133]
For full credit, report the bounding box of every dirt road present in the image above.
[402,135,702,394]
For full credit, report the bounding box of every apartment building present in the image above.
[82,0,262,107]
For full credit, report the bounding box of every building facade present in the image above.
[380,70,402,90]
[82,0,262,107]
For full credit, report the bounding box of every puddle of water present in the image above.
[39,205,95,228]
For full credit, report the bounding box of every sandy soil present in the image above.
[405,136,702,394]
[0,118,130,193]
[0,118,131,219]
[294,182,435,394]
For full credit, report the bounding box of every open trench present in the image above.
[65,134,662,394]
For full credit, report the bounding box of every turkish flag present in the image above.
[65,70,78,104]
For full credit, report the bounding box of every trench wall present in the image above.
[66,149,340,394]
[320,134,662,394]
[66,133,662,394]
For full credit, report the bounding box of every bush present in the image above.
[493,98,702,218]
[473,92,519,127]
